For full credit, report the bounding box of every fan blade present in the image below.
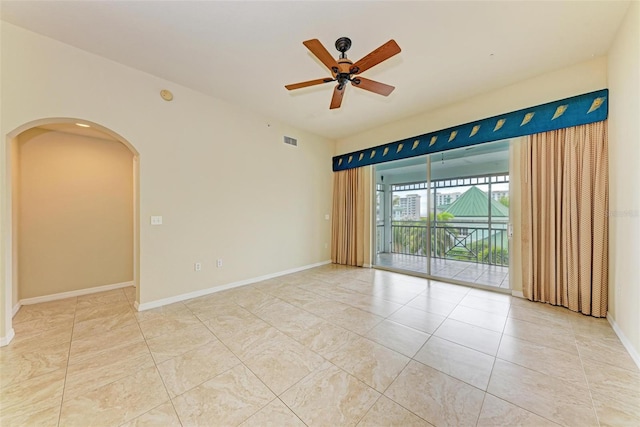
[330,85,345,109]
[285,78,334,90]
[351,77,395,96]
[303,39,340,72]
[350,39,401,74]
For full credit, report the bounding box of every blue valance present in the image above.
[332,89,608,172]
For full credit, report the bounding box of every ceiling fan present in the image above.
[285,37,401,109]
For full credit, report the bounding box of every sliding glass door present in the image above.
[374,139,511,289]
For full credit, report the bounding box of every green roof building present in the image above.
[443,186,508,218]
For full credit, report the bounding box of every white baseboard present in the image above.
[19,281,135,306]
[363,263,372,268]
[0,328,15,347]
[511,290,525,298]
[12,303,21,318]
[137,260,331,312]
[607,313,640,370]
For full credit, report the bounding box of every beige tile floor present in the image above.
[1,264,639,426]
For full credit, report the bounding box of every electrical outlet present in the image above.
[216,259,223,268]
[324,243,328,249]
[194,262,202,271]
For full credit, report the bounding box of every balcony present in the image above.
[375,220,510,289]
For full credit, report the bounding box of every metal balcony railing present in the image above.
[386,220,509,267]
[376,223,384,254]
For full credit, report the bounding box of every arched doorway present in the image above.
[1,118,140,345]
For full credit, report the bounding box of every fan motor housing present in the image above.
[337,58,353,73]
[334,58,354,89]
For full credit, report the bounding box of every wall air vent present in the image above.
[283,136,298,147]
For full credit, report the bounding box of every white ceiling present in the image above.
[0,1,630,140]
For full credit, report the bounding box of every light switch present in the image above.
[324,214,330,220]
[150,216,163,225]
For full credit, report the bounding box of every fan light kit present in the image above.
[285,37,401,109]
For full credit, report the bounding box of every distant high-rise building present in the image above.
[396,194,421,220]
[435,192,461,207]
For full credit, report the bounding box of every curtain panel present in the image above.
[521,121,609,317]
[331,168,365,266]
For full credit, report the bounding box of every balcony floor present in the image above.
[375,252,510,289]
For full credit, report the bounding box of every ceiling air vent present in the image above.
[283,136,298,147]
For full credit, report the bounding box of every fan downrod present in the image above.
[335,37,352,59]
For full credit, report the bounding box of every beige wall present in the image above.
[17,128,134,299]
[10,139,19,308]
[1,18,5,337]
[607,1,640,361]
[0,22,335,340]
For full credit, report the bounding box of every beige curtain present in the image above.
[331,168,365,266]
[521,121,608,317]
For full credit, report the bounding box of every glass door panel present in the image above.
[373,139,511,289]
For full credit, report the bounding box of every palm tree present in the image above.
[390,212,456,257]
[429,212,456,258]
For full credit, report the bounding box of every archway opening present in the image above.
[2,118,140,345]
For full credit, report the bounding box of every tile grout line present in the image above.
[378,362,437,426]
[229,283,412,425]
[274,395,310,427]
[132,301,186,427]
[229,293,388,425]
[384,288,479,426]
[353,393,383,426]
[235,295,363,404]
[180,297,295,425]
[56,296,79,427]
[10,292,134,425]
[264,280,424,360]
[53,291,136,423]
[398,287,544,425]
[478,303,567,427]
[573,329,603,427]
[474,301,509,427]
